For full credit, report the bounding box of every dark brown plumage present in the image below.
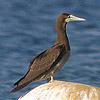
[10,13,85,93]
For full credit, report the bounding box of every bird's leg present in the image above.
[46,76,54,83]
[50,76,54,82]
[46,78,50,83]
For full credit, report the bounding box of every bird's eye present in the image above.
[68,16,71,18]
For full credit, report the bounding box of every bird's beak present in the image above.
[65,15,86,23]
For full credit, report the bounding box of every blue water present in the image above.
[0,0,100,100]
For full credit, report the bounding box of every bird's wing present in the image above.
[10,44,66,93]
[28,44,66,80]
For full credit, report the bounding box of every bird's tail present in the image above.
[10,77,31,93]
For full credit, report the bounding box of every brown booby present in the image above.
[11,13,85,93]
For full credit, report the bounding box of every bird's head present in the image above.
[57,13,86,24]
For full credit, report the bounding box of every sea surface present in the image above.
[0,0,100,100]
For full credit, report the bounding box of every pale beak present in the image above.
[65,15,86,22]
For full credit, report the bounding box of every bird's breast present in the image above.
[53,50,70,74]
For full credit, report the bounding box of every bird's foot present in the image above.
[49,76,54,83]
[46,78,50,83]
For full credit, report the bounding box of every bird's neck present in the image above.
[55,20,70,50]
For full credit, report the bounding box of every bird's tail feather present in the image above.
[10,75,32,93]
[10,81,30,93]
